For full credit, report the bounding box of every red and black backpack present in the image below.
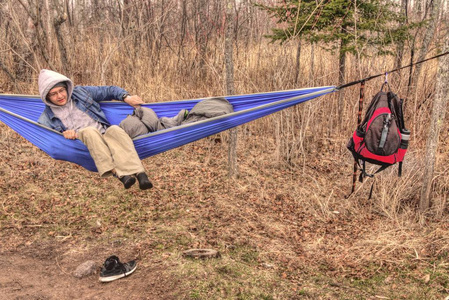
[347,85,410,186]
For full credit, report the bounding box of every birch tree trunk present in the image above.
[409,0,441,92]
[225,0,238,178]
[394,0,408,71]
[408,0,441,131]
[419,37,449,211]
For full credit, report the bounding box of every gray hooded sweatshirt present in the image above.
[38,69,105,133]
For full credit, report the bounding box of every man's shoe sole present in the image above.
[99,264,137,282]
[123,177,136,189]
[136,173,153,190]
[139,181,153,190]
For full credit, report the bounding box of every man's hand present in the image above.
[63,130,78,139]
[124,95,144,108]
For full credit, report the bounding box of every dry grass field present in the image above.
[1,41,449,299]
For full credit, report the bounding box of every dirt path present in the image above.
[0,246,178,300]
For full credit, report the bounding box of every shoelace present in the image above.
[106,258,128,276]
[103,255,131,277]
[120,263,128,276]
[104,256,120,270]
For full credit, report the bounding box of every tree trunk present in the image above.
[337,36,346,128]
[44,0,53,51]
[177,0,188,68]
[225,0,238,178]
[16,0,55,70]
[0,59,22,93]
[408,0,440,90]
[309,42,314,86]
[53,9,69,73]
[156,0,165,64]
[419,37,449,211]
[415,0,424,19]
[407,0,441,128]
[294,39,301,85]
[394,0,408,71]
[16,16,36,81]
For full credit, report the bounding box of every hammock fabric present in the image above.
[0,86,336,172]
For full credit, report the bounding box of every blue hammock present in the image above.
[0,86,336,172]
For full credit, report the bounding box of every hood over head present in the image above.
[38,69,74,107]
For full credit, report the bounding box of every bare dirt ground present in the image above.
[0,237,183,300]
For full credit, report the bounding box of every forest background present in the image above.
[0,0,449,299]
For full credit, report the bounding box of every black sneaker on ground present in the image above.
[99,255,137,283]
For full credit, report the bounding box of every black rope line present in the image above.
[336,50,449,90]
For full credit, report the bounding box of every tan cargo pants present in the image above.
[78,125,145,178]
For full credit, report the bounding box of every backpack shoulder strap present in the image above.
[387,91,406,131]
[358,91,388,132]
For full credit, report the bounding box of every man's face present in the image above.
[47,86,68,106]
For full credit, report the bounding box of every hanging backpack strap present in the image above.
[359,160,369,182]
[368,179,375,200]
[350,160,358,194]
[359,162,390,182]
[348,81,367,198]
[365,165,390,200]
[398,161,403,177]
[381,74,391,92]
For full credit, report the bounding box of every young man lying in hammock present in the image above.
[37,69,153,190]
